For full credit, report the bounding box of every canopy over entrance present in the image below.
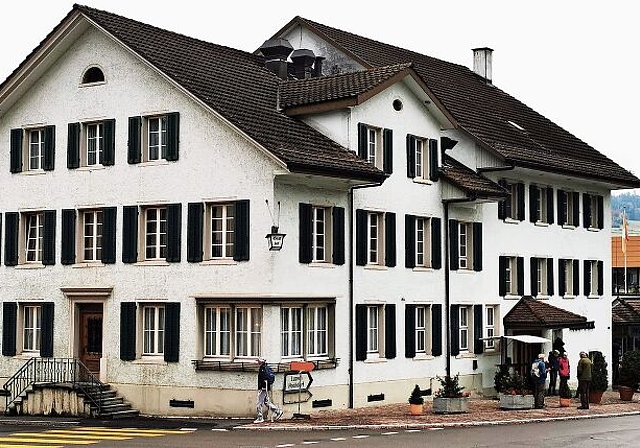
[503,296,595,330]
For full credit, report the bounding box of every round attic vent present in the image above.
[82,66,105,84]
[393,99,403,111]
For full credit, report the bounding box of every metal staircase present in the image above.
[2,357,139,418]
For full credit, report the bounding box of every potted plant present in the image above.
[618,350,640,401]
[495,369,534,410]
[432,374,470,414]
[558,379,573,407]
[589,351,608,404]
[408,384,424,415]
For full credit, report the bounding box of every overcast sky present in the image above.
[1,1,638,193]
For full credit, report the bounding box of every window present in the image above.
[235,307,261,357]
[367,213,382,265]
[67,120,115,168]
[559,259,580,297]
[204,306,231,357]
[583,194,604,230]
[127,113,180,164]
[298,204,344,265]
[458,222,470,269]
[557,190,580,227]
[529,185,553,224]
[82,210,103,262]
[415,217,431,267]
[307,306,328,357]
[9,126,55,174]
[28,129,45,171]
[415,306,428,354]
[414,138,427,179]
[145,207,167,260]
[312,207,328,262]
[405,304,440,358]
[122,204,181,264]
[530,257,553,297]
[142,305,165,356]
[147,116,167,161]
[451,304,483,355]
[405,215,441,269]
[459,306,469,352]
[499,256,524,297]
[355,304,396,361]
[281,307,303,357]
[366,127,379,166]
[485,306,496,349]
[367,306,380,354]
[406,134,437,181]
[82,66,105,84]
[86,123,103,166]
[584,260,604,297]
[280,305,330,359]
[22,306,41,352]
[449,220,482,271]
[210,203,235,259]
[25,212,44,263]
[356,210,396,267]
[498,180,525,221]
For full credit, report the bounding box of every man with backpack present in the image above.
[254,357,284,423]
[531,353,547,409]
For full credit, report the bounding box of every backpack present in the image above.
[531,360,541,378]
[265,365,275,385]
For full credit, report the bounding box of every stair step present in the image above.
[99,409,140,419]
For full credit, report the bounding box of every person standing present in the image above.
[532,353,547,409]
[547,349,560,396]
[558,351,570,391]
[254,357,284,423]
[577,351,593,410]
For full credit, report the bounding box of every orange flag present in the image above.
[622,213,629,254]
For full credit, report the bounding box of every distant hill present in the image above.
[612,192,640,227]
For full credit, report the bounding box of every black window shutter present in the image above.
[127,116,142,164]
[517,257,525,296]
[385,304,396,359]
[102,207,117,264]
[233,199,250,261]
[547,257,554,296]
[572,193,580,227]
[120,302,137,361]
[406,134,416,178]
[404,305,416,358]
[498,256,507,296]
[61,209,76,265]
[332,207,345,265]
[557,190,567,225]
[431,217,442,269]
[382,128,393,174]
[431,304,442,356]
[573,259,580,296]
[498,179,507,220]
[529,185,539,223]
[40,302,54,357]
[355,209,367,266]
[187,203,204,263]
[516,183,525,221]
[597,260,604,295]
[5,212,19,266]
[43,125,55,171]
[164,302,180,362]
[584,260,591,297]
[530,257,538,296]
[546,187,554,224]
[473,304,483,355]
[166,112,180,161]
[10,129,23,173]
[428,139,439,181]
[558,259,566,296]
[122,206,138,263]
[299,203,313,264]
[355,304,367,361]
[404,215,416,268]
[67,123,80,169]
[583,193,591,228]
[449,219,459,270]
[472,222,482,271]
[385,212,396,267]
[43,210,56,265]
[2,302,17,356]
[102,119,116,166]
[597,196,604,229]
[166,203,182,262]
[357,123,367,159]
[450,305,460,357]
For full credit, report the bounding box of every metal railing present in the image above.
[3,358,104,415]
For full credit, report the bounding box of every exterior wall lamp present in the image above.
[266,226,286,251]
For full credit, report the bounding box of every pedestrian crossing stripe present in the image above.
[13,431,131,440]
[0,437,95,445]
[66,428,185,434]
[46,429,164,437]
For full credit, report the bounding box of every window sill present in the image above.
[413,354,435,361]
[12,352,40,360]
[135,260,170,266]
[15,263,46,270]
[412,178,433,186]
[504,294,521,300]
[19,170,46,176]
[364,356,387,364]
[364,265,387,271]
[562,224,576,230]
[503,218,520,225]
[138,160,170,167]
[453,269,474,274]
[72,262,105,268]
[412,266,434,272]
[483,349,499,355]
[535,295,550,300]
[200,259,237,266]
[562,295,576,300]
[587,295,601,299]
[534,221,550,227]
[455,352,476,359]
[132,356,166,365]
[587,227,600,232]
[76,165,105,172]
[309,262,336,269]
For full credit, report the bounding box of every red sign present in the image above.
[290,361,315,372]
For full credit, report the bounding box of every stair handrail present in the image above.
[2,358,104,415]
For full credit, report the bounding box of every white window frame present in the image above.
[366,305,380,354]
[145,115,168,161]
[565,192,576,226]
[459,306,469,352]
[536,187,548,223]
[22,305,42,353]
[204,306,231,358]
[367,212,384,266]
[590,196,600,229]
[307,305,328,358]
[281,307,303,358]
[144,207,167,260]
[312,206,332,263]
[459,222,473,270]
[536,258,548,296]
[364,126,383,169]
[81,209,103,262]
[415,217,431,268]
[209,203,235,259]
[235,307,262,358]
[85,122,104,167]
[414,138,429,180]
[415,305,431,355]
[563,259,574,296]
[25,212,44,263]
[27,128,45,171]
[142,305,165,356]
[589,260,599,296]
[485,306,496,349]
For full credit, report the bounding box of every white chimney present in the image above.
[472,47,493,83]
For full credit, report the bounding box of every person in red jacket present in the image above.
[558,351,570,391]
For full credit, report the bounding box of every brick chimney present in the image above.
[472,47,493,84]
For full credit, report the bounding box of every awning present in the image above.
[503,296,595,330]
[481,335,551,344]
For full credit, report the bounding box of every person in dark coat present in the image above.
[547,349,560,395]
[577,351,593,410]
[254,357,283,423]
[533,353,547,409]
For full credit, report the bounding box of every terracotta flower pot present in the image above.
[559,397,572,407]
[589,390,604,404]
[409,403,423,415]
[619,385,635,401]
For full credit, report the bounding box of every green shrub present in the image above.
[408,384,424,405]
[618,350,640,388]
[590,351,608,392]
[434,374,465,398]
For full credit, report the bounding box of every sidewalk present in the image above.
[242,391,640,430]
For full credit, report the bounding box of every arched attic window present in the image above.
[82,66,105,84]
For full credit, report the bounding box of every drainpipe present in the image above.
[442,196,476,378]
[348,181,383,409]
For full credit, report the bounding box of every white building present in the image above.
[0,5,638,417]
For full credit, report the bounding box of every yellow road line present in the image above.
[73,427,186,434]
[0,437,96,445]
[47,429,167,437]
[0,445,63,448]
[14,432,131,441]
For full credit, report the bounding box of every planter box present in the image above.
[499,393,534,410]
[432,397,469,414]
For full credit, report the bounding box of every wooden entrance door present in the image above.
[78,306,103,375]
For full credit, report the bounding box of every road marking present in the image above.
[73,428,184,434]
[46,429,163,438]
[405,429,421,433]
[429,427,444,431]
[302,441,320,445]
[276,444,296,447]
[0,445,63,448]
[352,435,370,439]
[14,432,131,441]
[211,428,228,432]
[0,437,96,445]
[330,437,347,441]
[382,431,399,435]
[180,428,198,431]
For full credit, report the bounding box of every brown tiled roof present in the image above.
[0,5,386,183]
[503,296,594,330]
[612,299,640,324]
[440,155,508,199]
[279,63,412,109]
[290,17,640,188]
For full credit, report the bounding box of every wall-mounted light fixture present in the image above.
[266,226,286,251]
